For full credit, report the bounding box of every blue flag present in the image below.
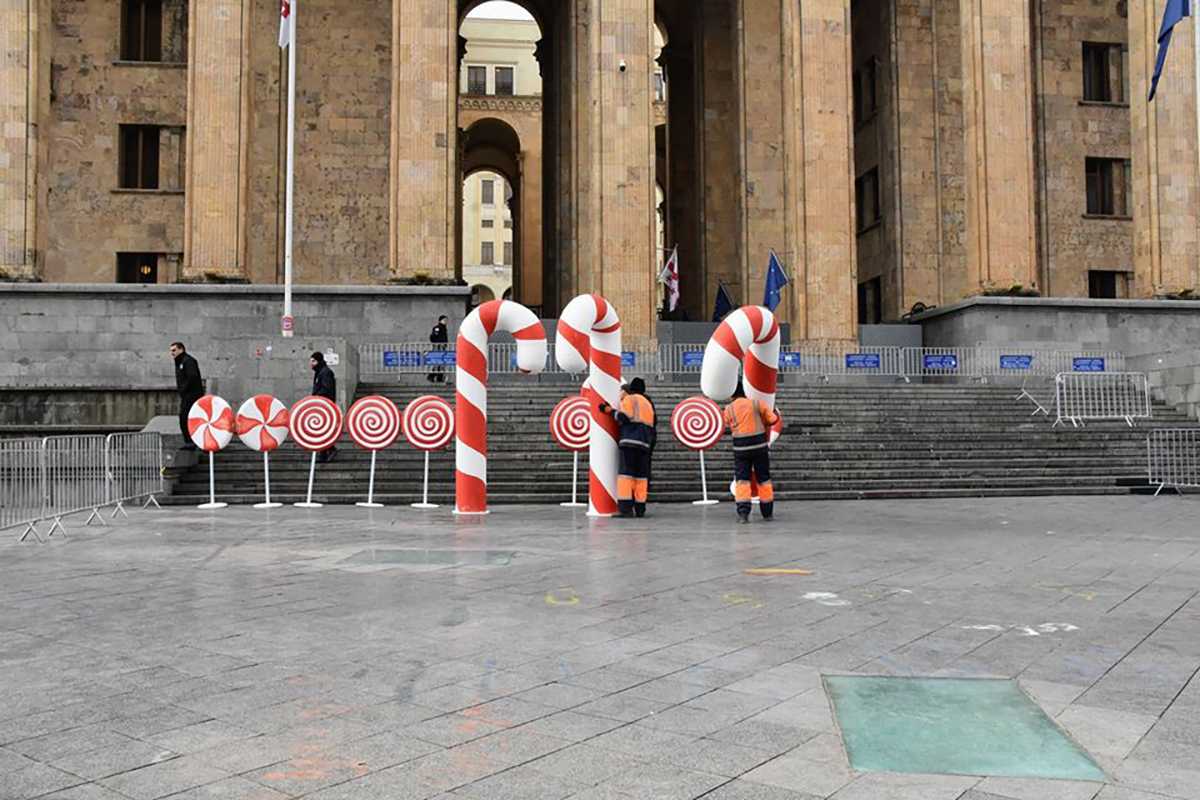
[1150,0,1192,101]
[763,251,790,312]
[712,283,735,322]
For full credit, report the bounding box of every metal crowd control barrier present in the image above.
[359,342,663,380]
[1,439,46,542]
[1053,372,1151,428]
[41,435,109,536]
[105,433,164,517]
[780,345,907,381]
[1147,429,1200,495]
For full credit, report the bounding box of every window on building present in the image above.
[116,252,158,284]
[481,242,494,265]
[1085,157,1131,216]
[1088,270,1126,299]
[481,218,494,229]
[119,124,161,189]
[504,219,513,230]
[503,242,513,266]
[481,178,494,206]
[855,168,881,232]
[121,0,163,62]
[1082,42,1126,103]
[853,58,878,125]
[495,67,515,96]
[654,72,666,102]
[467,66,487,95]
[857,277,882,325]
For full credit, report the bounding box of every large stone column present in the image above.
[959,0,1038,293]
[184,0,251,280]
[1130,2,1200,296]
[391,0,458,280]
[662,38,704,322]
[570,0,658,340]
[0,0,44,280]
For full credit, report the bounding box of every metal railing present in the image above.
[105,432,165,517]
[1,439,45,542]
[1147,429,1200,495]
[41,435,109,536]
[359,342,664,379]
[1053,372,1151,428]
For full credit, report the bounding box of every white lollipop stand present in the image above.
[294,452,323,508]
[197,452,228,510]
[411,451,439,509]
[693,450,719,506]
[254,452,282,509]
[357,451,384,508]
[560,451,586,508]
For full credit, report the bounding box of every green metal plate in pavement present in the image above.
[825,676,1104,781]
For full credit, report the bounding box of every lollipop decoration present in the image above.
[188,395,235,510]
[236,395,289,509]
[346,396,402,508]
[403,395,454,508]
[671,396,724,505]
[289,396,343,508]
[550,395,591,508]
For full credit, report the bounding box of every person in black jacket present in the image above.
[428,315,449,383]
[169,342,203,450]
[310,352,339,463]
[599,377,656,518]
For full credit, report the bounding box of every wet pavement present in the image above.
[1,496,1198,799]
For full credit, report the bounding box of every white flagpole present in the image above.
[282,0,297,338]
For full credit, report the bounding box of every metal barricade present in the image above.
[105,432,165,517]
[1147,429,1200,495]
[1053,372,1151,428]
[1,439,46,542]
[41,435,110,536]
[901,347,980,381]
[359,342,454,379]
[780,344,907,381]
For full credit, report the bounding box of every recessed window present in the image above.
[1082,42,1127,103]
[119,124,161,189]
[1088,270,1127,299]
[858,276,882,324]
[467,66,487,95]
[1085,157,1131,217]
[121,0,163,62]
[654,72,666,102]
[503,219,513,230]
[853,58,878,125]
[495,66,514,96]
[481,218,494,229]
[481,179,494,206]
[117,252,158,284]
[503,241,513,266]
[481,242,494,265]
[855,168,881,232]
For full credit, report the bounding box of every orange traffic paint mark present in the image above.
[744,568,813,576]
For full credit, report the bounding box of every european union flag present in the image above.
[1150,0,1193,101]
[763,250,790,312]
[712,282,735,322]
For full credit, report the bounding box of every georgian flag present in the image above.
[279,0,293,48]
[658,245,680,312]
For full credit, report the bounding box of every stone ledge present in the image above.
[912,295,1200,321]
[0,283,471,298]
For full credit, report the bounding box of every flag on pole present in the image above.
[1149,0,1192,100]
[658,245,680,312]
[712,282,735,322]
[279,0,294,48]
[763,250,789,312]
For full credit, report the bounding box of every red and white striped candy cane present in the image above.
[456,299,547,514]
[555,294,622,517]
[701,305,780,410]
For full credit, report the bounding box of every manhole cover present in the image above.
[338,549,516,567]
[825,676,1104,781]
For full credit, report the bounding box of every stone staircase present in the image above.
[163,381,1190,506]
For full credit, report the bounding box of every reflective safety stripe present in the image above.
[734,480,753,501]
[617,474,635,501]
[757,481,775,502]
[633,478,648,502]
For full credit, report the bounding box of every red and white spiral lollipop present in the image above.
[235,395,290,452]
[550,396,591,453]
[403,395,455,451]
[289,396,343,452]
[188,395,235,452]
[346,395,402,451]
[671,397,724,451]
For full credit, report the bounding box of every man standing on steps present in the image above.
[723,381,779,524]
[311,352,338,463]
[599,377,656,518]
[169,342,203,451]
[428,315,449,383]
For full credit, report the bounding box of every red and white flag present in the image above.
[658,245,680,312]
[279,0,294,48]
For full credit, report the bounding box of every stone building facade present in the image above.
[2,0,1199,342]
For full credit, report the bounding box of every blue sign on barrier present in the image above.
[846,353,882,370]
[622,352,636,368]
[424,351,456,367]
[1000,355,1034,371]
[384,350,422,368]
[779,352,802,369]
[923,354,959,371]
[1072,357,1106,372]
[681,351,705,368]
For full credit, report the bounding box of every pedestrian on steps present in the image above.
[428,315,449,383]
[310,352,339,463]
[599,377,656,518]
[169,342,203,451]
[723,381,779,524]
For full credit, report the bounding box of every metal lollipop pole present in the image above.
[693,450,719,506]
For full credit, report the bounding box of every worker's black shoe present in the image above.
[737,513,750,524]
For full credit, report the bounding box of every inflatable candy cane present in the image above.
[456,300,547,514]
[555,294,622,517]
[701,305,780,406]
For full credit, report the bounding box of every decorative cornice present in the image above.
[459,95,543,113]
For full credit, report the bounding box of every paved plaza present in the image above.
[1,497,1198,800]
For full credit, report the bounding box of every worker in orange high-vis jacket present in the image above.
[599,377,657,518]
[723,381,780,523]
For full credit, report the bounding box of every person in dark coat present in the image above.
[599,377,657,518]
[169,342,203,450]
[428,315,449,383]
[311,352,339,463]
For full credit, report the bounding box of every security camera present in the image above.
[618,59,627,73]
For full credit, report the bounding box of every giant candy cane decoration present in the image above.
[456,300,548,513]
[701,305,780,407]
[555,294,622,517]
